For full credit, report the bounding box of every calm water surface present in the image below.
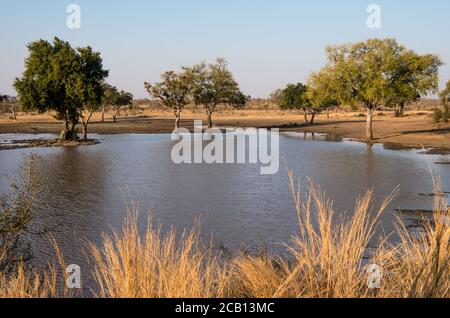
[0,132,449,289]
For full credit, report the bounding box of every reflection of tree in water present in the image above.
[281,132,343,143]
[30,149,108,292]
[365,144,375,183]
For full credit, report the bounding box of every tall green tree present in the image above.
[307,67,340,123]
[439,80,450,123]
[187,58,247,128]
[323,38,442,142]
[78,47,109,140]
[276,83,311,123]
[14,38,108,141]
[145,71,191,129]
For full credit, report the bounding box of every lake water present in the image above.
[0,132,449,290]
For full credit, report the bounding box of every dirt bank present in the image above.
[1,110,449,150]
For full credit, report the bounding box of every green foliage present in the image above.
[325,38,442,110]
[101,83,133,124]
[102,84,133,108]
[188,59,247,108]
[13,37,108,141]
[78,47,109,114]
[186,58,248,127]
[322,38,442,140]
[277,83,309,111]
[273,79,338,124]
[307,67,340,118]
[145,71,191,128]
[439,80,450,105]
[438,80,450,123]
[145,71,191,111]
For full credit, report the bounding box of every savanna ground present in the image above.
[1,99,449,151]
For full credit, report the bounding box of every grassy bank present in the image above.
[0,170,448,298]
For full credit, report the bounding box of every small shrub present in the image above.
[443,104,449,123]
[433,108,443,123]
[0,155,42,274]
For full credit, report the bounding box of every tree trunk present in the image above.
[60,117,69,143]
[443,103,449,123]
[81,121,88,141]
[309,112,316,124]
[327,109,330,119]
[174,112,181,129]
[59,114,78,142]
[303,108,309,124]
[366,108,375,143]
[113,109,117,124]
[399,104,405,116]
[11,105,16,120]
[80,117,88,141]
[207,110,213,128]
[101,106,106,123]
[395,104,405,117]
[68,121,78,141]
[81,111,94,140]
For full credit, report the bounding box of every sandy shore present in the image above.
[1,109,449,151]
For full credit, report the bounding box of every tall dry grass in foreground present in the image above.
[89,211,225,298]
[0,242,71,298]
[0,172,448,298]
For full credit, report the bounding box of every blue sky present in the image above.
[1,0,449,98]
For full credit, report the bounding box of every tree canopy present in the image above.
[187,58,247,127]
[306,68,340,123]
[14,37,109,141]
[440,80,450,103]
[277,83,308,122]
[101,83,133,123]
[145,71,191,129]
[322,38,442,141]
[437,80,450,123]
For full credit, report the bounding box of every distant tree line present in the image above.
[9,37,450,143]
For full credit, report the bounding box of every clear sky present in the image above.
[1,0,449,98]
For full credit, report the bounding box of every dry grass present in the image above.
[222,173,399,298]
[0,174,448,298]
[378,177,450,298]
[89,205,226,298]
[0,264,57,298]
[0,241,70,298]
